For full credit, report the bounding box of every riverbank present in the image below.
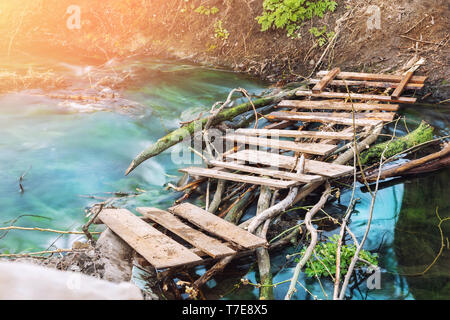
[1,0,448,100]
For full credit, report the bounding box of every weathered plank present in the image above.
[236,128,355,140]
[169,203,267,249]
[209,160,322,183]
[136,207,236,259]
[278,100,400,111]
[295,90,417,104]
[98,209,203,269]
[309,78,423,90]
[316,70,427,84]
[312,67,340,93]
[392,71,414,98]
[278,111,395,122]
[267,111,383,127]
[180,167,299,189]
[225,149,354,178]
[224,134,338,156]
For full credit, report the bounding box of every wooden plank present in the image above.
[278,111,395,122]
[209,160,322,183]
[392,71,414,98]
[169,203,267,249]
[295,90,417,104]
[235,128,355,140]
[224,134,338,156]
[312,67,340,93]
[278,100,399,111]
[316,70,427,84]
[136,208,236,259]
[267,111,383,127]
[98,209,203,269]
[225,150,354,178]
[180,167,299,189]
[309,78,423,90]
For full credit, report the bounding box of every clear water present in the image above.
[0,53,448,300]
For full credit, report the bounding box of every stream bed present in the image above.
[0,53,448,300]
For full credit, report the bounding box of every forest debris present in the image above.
[223,185,257,223]
[256,184,274,300]
[247,155,305,234]
[208,180,226,214]
[285,183,332,300]
[366,143,450,181]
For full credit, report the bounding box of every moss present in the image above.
[360,121,434,165]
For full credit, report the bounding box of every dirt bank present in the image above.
[1,0,449,99]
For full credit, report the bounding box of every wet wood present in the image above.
[225,149,354,178]
[295,90,417,104]
[209,160,322,183]
[235,128,355,140]
[169,203,267,249]
[309,79,424,90]
[316,70,427,84]
[278,100,399,111]
[268,111,383,127]
[392,71,414,98]
[264,120,293,129]
[136,207,236,259]
[180,167,299,189]
[98,209,203,269]
[224,134,338,156]
[312,67,340,93]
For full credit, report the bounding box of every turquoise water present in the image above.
[0,54,448,299]
[0,55,267,253]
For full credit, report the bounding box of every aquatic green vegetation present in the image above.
[298,235,378,278]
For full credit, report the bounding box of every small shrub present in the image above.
[309,26,335,47]
[214,20,229,40]
[257,0,337,38]
[195,5,220,16]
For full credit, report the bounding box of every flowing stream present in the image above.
[0,53,448,300]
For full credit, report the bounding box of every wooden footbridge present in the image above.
[97,68,426,270]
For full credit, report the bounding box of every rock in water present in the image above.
[0,261,143,300]
[96,228,134,283]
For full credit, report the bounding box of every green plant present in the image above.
[214,20,229,40]
[257,0,337,38]
[195,5,220,16]
[309,26,335,47]
[296,235,378,278]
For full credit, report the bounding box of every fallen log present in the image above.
[125,89,298,175]
[366,143,450,181]
[360,121,434,165]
